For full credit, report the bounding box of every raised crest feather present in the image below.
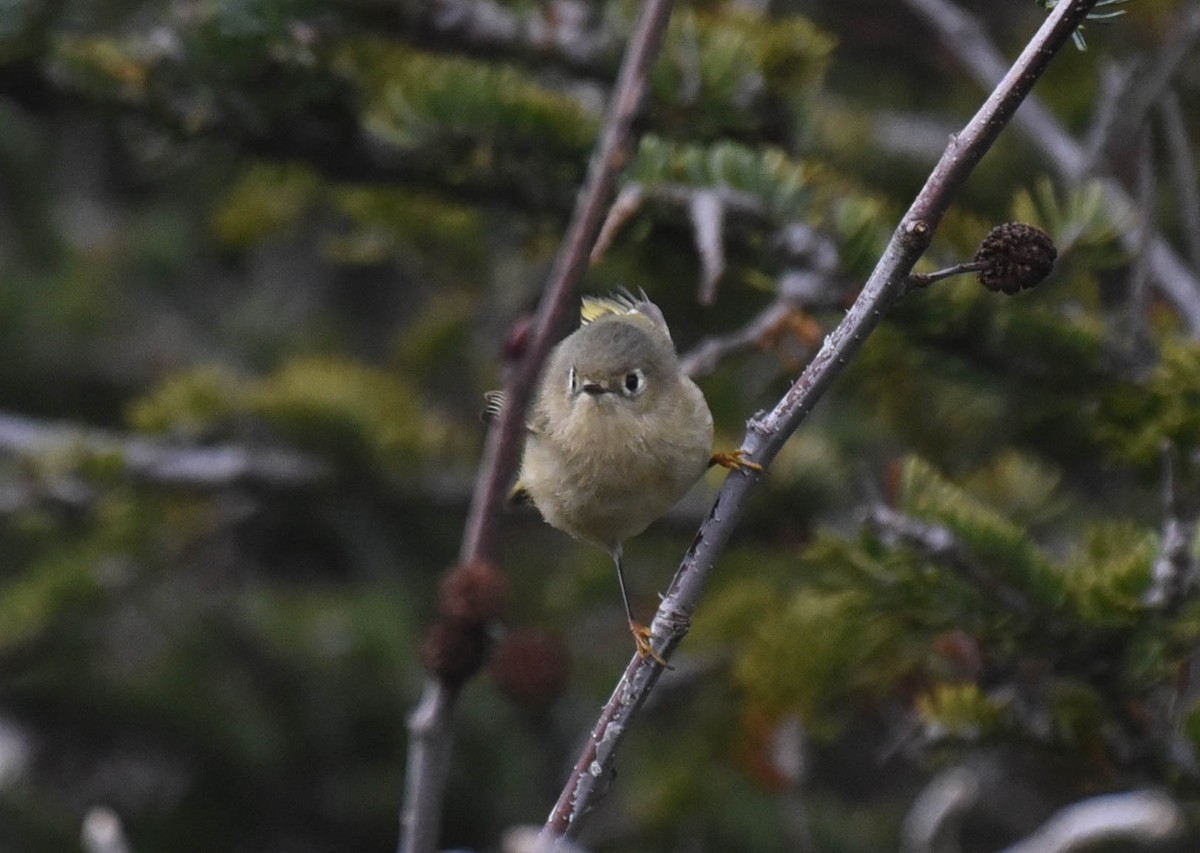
[579,288,670,340]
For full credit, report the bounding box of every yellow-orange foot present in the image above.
[630,621,668,667]
[710,450,763,473]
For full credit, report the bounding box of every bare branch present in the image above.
[458,0,675,566]
[679,296,805,379]
[592,181,773,288]
[504,826,591,853]
[1093,4,1200,165]
[82,807,134,853]
[1081,60,1129,170]
[1160,92,1200,272]
[680,232,843,379]
[1123,123,1155,350]
[867,505,1036,619]
[590,183,645,264]
[900,766,981,853]
[998,790,1182,853]
[1144,444,1197,609]
[690,190,727,304]
[902,0,1200,335]
[399,3,678,851]
[398,684,457,853]
[541,0,1101,841]
[0,411,330,491]
[424,0,621,75]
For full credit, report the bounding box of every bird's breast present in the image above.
[519,384,713,548]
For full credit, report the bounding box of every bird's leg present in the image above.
[612,546,667,666]
[710,449,763,472]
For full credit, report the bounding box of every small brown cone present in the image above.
[420,560,510,688]
[438,560,509,623]
[421,617,489,690]
[974,222,1057,295]
[491,629,570,709]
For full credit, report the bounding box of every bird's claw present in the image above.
[630,621,669,667]
[711,449,763,473]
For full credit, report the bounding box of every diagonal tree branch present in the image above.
[398,3,677,852]
[540,0,1102,843]
[902,0,1200,335]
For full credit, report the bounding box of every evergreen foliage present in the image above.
[2,0,1200,851]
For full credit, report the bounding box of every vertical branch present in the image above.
[398,3,677,852]
[1093,2,1200,164]
[1160,92,1200,272]
[458,0,677,565]
[1125,124,1156,348]
[541,0,1101,843]
[82,807,134,853]
[397,685,455,853]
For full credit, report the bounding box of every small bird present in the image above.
[509,291,749,663]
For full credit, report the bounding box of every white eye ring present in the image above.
[568,367,578,395]
[623,369,645,395]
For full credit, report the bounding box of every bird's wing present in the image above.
[481,389,506,422]
[484,389,546,436]
[483,389,537,505]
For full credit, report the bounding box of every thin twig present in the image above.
[902,0,1200,335]
[590,183,645,264]
[1144,444,1196,609]
[540,0,1101,842]
[82,807,134,853]
[1081,60,1130,170]
[867,505,1036,619]
[900,766,982,853]
[423,0,621,76]
[998,790,1182,853]
[0,411,330,490]
[1159,92,1200,272]
[907,260,988,288]
[1125,123,1155,350]
[679,297,803,378]
[690,189,727,304]
[398,3,678,852]
[679,234,844,380]
[592,181,774,296]
[1092,3,1200,166]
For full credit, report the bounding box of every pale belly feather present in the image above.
[520,383,713,551]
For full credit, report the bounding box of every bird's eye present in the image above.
[624,370,644,395]
[568,367,578,394]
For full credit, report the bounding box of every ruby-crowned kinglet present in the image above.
[512,291,716,662]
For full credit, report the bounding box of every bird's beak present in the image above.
[580,380,609,396]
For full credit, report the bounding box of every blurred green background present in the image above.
[3,0,1200,850]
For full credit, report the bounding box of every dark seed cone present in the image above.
[421,617,489,690]
[439,560,509,622]
[420,560,510,687]
[490,629,570,708]
[974,222,1057,295]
